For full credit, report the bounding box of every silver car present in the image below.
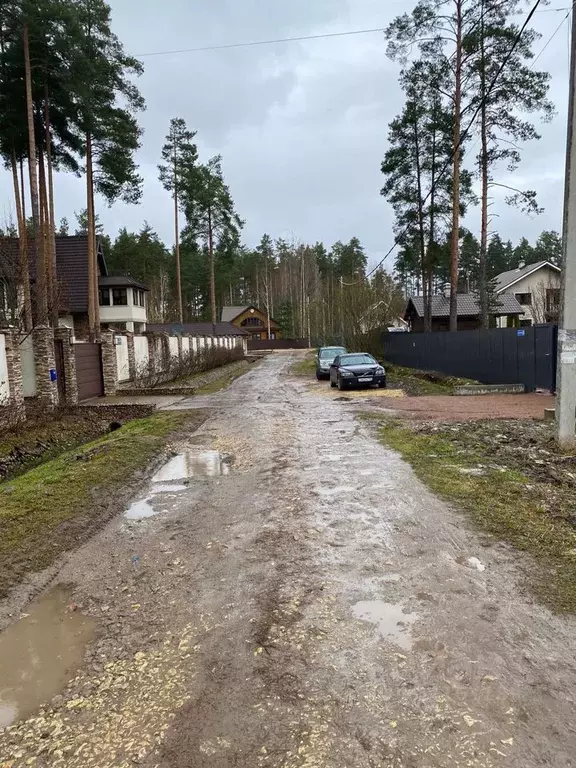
[316,346,347,380]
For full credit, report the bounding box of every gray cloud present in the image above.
[0,0,569,273]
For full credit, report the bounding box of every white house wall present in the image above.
[168,337,179,358]
[499,266,561,325]
[181,337,190,356]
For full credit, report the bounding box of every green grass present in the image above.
[385,363,476,396]
[291,354,317,376]
[377,417,576,613]
[195,361,252,394]
[0,410,206,593]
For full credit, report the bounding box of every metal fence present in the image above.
[383,324,558,392]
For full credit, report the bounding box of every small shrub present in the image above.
[132,342,245,390]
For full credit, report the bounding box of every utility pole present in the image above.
[557,7,576,445]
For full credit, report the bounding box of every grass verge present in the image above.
[0,409,207,596]
[376,416,576,613]
[195,360,252,394]
[385,363,476,396]
[291,354,317,377]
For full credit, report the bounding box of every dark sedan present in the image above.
[329,353,386,391]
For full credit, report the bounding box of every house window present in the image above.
[99,288,111,306]
[112,288,128,306]
[252,333,260,340]
[546,288,560,314]
[515,292,532,306]
[242,317,261,327]
[133,289,145,307]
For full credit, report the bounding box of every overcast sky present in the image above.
[0,0,572,271]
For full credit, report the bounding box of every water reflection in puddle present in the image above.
[0,588,95,728]
[152,450,230,482]
[352,600,419,650]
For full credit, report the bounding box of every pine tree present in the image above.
[159,118,198,322]
[181,155,242,324]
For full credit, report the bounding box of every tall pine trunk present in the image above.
[173,148,183,322]
[208,205,216,324]
[413,117,429,332]
[479,4,489,329]
[86,132,97,338]
[449,0,463,332]
[11,151,32,330]
[44,89,58,328]
[23,23,47,323]
[38,148,51,321]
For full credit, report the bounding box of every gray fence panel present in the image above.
[383,325,557,392]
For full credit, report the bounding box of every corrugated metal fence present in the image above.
[383,324,557,392]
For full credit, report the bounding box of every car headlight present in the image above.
[375,367,385,375]
[340,370,354,377]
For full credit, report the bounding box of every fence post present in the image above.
[54,327,79,405]
[101,331,119,396]
[127,333,136,381]
[32,327,58,409]
[2,330,25,413]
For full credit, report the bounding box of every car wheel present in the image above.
[330,378,336,388]
[316,372,322,380]
[337,378,346,391]
[378,379,386,389]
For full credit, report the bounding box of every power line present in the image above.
[134,8,568,59]
[360,0,545,283]
[135,27,387,58]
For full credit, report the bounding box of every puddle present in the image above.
[352,600,419,650]
[150,483,187,495]
[0,588,95,728]
[125,498,157,520]
[152,450,230,482]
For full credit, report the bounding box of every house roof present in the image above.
[221,305,250,322]
[99,276,149,291]
[1,235,147,314]
[146,322,249,337]
[406,293,524,319]
[220,304,279,327]
[495,260,561,293]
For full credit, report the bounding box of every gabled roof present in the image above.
[221,304,279,326]
[221,305,250,323]
[495,260,561,293]
[147,322,249,337]
[406,293,524,319]
[0,235,149,313]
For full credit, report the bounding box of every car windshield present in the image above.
[340,354,376,366]
[320,348,346,359]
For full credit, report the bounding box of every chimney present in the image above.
[518,260,525,270]
[443,282,451,299]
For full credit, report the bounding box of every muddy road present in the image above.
[2,351,576,767]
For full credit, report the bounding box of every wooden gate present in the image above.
[74,343,104,400]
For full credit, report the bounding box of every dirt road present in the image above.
[2,351,576,767]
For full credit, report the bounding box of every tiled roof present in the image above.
[147,322,249,337]
[221,306,249,322]
[99,276,149,291]
[407,293,524,318]
[495,260,561,292]
[1,235,108,314]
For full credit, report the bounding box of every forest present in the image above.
[0,0,562,344]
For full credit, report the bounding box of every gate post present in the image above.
[54,327,79,405]
[32,327,58,409]
[2,330,25,414]
[101,331,119,396]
